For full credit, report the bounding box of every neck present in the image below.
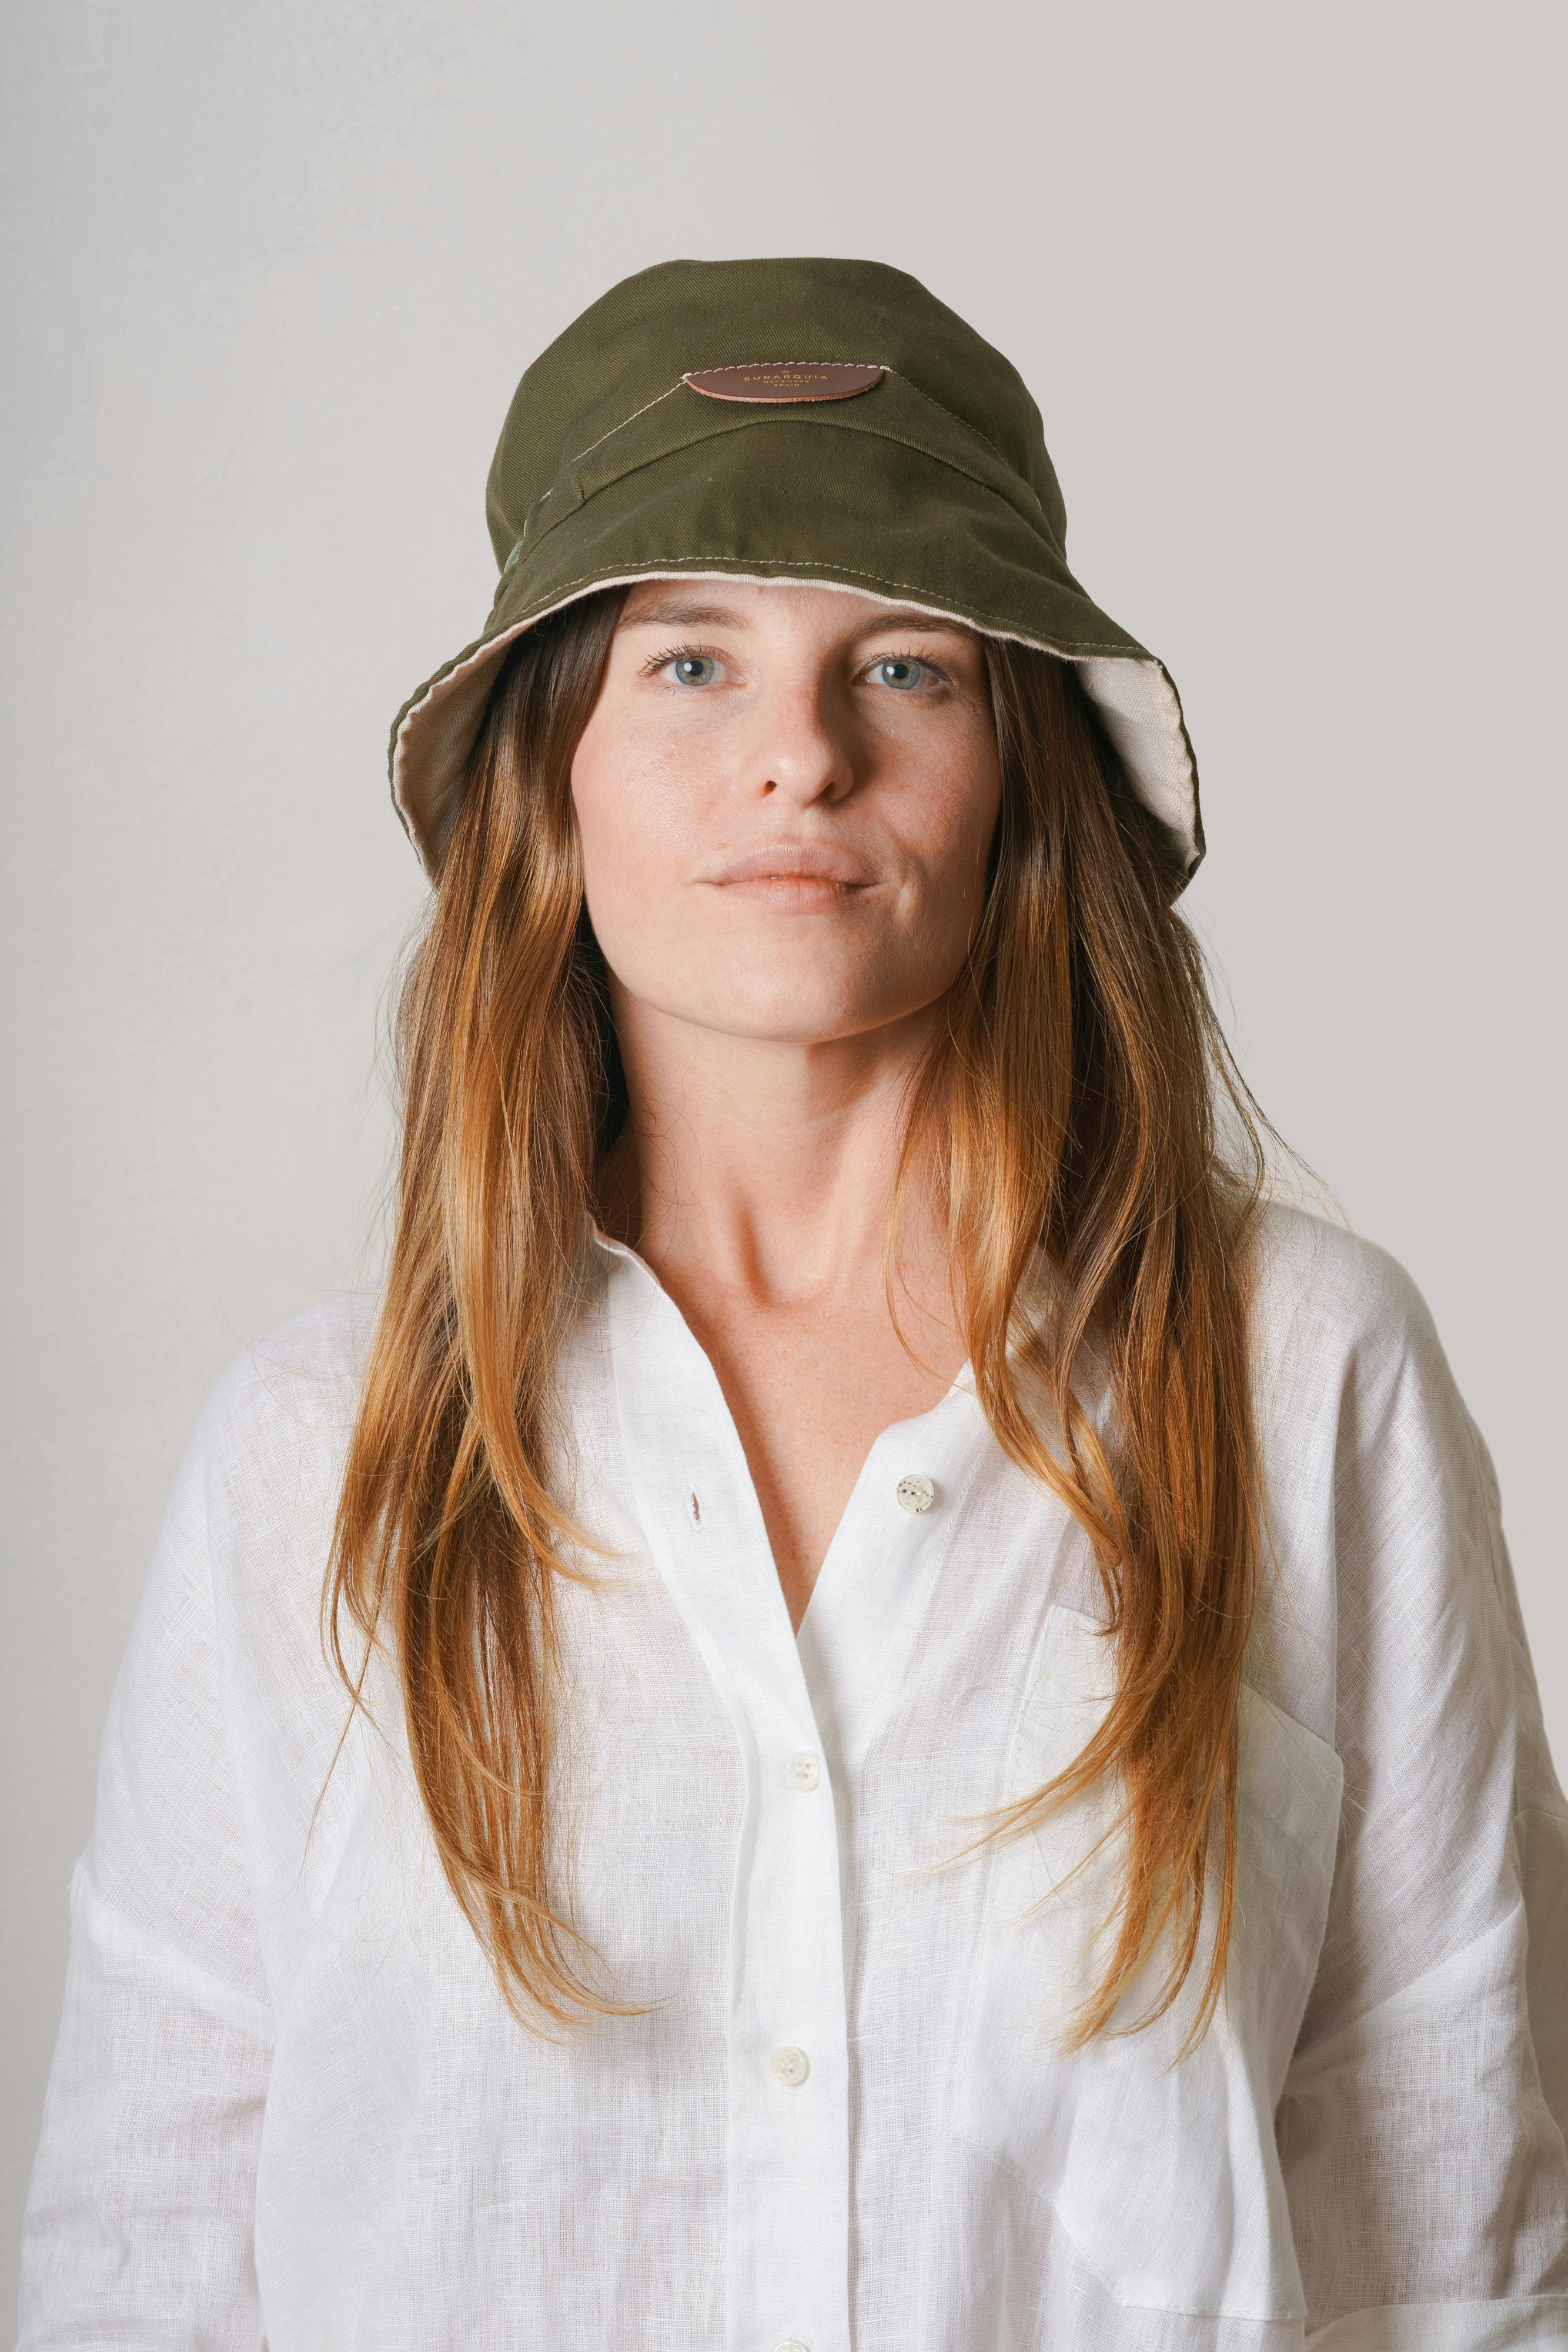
[597,981,957,1337]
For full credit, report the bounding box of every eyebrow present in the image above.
[614,597,976,639]
[615,600,751,632]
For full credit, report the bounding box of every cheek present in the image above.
[905,731,1004,923]
[569,732,692,947]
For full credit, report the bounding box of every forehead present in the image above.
[613,577,980,644]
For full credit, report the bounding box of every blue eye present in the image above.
[874,657,931,691]
[666,653,718,686]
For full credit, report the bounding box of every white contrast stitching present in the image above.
[684,358,883,368]
[564,363,886,480]
[884,373,1016,472]
[674,363,1017,473]
[680,359,884,376]
[566,380,684,468]
[549,362,1014,490]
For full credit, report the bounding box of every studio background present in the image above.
[3,0,1563,2308]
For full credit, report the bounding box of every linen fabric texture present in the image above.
[387,256,1203,884]
[17,1204,1568,2350]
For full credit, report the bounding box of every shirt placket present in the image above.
[603,1248,851,2352]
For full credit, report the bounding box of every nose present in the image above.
[737,669,854,806]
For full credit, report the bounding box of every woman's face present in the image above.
[569,580,1004,1046]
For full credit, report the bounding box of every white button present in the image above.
[895,1472,936,1514]
[769,2044,810,2087]
[784,1750,820,1792]
[776,2341,811,2351]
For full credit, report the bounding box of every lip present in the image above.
[703,841,877,914]
[706,843,874,887]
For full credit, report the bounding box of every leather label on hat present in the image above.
[682,362,885,403]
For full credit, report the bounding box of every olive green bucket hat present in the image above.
[389,256,1203,886]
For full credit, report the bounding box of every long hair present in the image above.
[325,587,1270,2048]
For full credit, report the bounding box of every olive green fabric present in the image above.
[389,256,1203,885]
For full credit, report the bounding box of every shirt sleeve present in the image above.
[1275,1251,1568,2348]
[16,1373,275,2349]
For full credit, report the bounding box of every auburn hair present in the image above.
[324,587,1271,2051]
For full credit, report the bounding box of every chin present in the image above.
[685,977,917,1045]
[619,951,936,1044]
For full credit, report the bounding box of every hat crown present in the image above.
[483,255,1068,571]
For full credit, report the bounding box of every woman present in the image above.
[19,258,1568,2348]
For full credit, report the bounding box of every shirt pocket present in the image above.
[948,1602,1343,2324]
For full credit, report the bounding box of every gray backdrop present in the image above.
[4,0,1563,2310]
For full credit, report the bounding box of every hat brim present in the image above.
[390,420,1203,888]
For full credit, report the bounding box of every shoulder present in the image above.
[1245,1201,1496,1565]
[1246,1198,1445,1386]
[1243,1201,1486,1518]
[106,1291,386,1775]
[1239,1210,1514,1749]
[153,1289,390,1728]
[200,1286,380,1438]
[186,1286,383,1528]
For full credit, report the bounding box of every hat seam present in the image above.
[673,358,878,368]
[567,367,890,479]
[498,366,1031,567]
[883,370,1019,479]
[523,419,1054,579]
[671,366,1020,482]
[564,380,685,470]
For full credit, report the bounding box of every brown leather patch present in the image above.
[682,362,885,404]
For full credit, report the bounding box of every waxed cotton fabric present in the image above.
[388,257,1204,883]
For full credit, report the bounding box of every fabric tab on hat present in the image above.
[683,362,884,403]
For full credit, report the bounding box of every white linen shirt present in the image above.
[17,1204,1568,2351]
